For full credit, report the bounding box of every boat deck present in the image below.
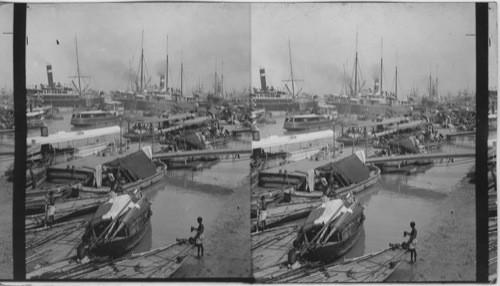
[261,146,375,178]
[50,142,148,171]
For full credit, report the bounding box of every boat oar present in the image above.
[88,196,132,251]
[108,197,145,241]
[319,202,359,248]
[300,202,344,256]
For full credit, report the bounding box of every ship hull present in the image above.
[38,95,103,108]
[70,116,120,127]
[283,119,333,131]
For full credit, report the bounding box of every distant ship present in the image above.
[251,68,298,111]
[325,37,412,116]
[283,114,334,131]
[27,38,103,108]
[112,32,196,112]
[251,40,315,112]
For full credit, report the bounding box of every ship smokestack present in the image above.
[259,68,267,91]
[374,78,379,94]
[160,75,165,90]
[46,64,54,88]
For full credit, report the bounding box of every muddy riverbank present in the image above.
[172,176,252,279]
[388,176,476,282]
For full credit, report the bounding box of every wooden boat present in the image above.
[70,110,120,127]
[252,225,300,273]
[283,114,334,131]
[77,190,152,258]
[26,108,47,129]
[101,149,168,193]
[256,243,408,282]
[296,193,364,263]
[26,196,109,230]
[258,172,305,189]
[291,156,380,199]
[27,239,194,279]
[251,201,321,232]
[122,113,196,142]
[26,220,88,273]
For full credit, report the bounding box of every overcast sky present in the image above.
[0,3,497,96]
[251,2,496,97]
[0,3,251,93]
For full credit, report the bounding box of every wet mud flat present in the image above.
[129,157,252,279]
[388,177,476,281]
[172,176,251,278]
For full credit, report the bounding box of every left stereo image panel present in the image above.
[4,2,253,280]
[0,2,14,280]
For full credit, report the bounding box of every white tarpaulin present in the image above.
[95,164,102,187]
[103,194,140,220]
[141,146,153,160]
[314,199,352,225]
[354,150,366,164]
[307,169,315,193]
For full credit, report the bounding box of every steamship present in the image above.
[251,68,299,112]
[27,65,103,108]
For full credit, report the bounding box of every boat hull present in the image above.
[70,116,120,127]
[283,119,333,131]
[304,225,363,263]
[37,95,103,108]
[257,244,408,282]
[292,164,380,198]
[92,220,151,258]
[252,99,300,112]
[27,240,194,279]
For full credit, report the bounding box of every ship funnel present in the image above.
[160,75,165,90]
[46,64,54,88]
[374,78,379,94]
[259,68,267,91]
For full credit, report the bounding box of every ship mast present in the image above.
[140,30,144,93]
[221,61,224,96]
[75,35,82,96]
[395,66,398,99]
[380,38,383,97]
[214,59,217,94]
[288,38,295,98]
[180,61,183,97]
[165,35,169,92]
[428,61,432,97]
[282,38,302,99]
[354,31,358,97]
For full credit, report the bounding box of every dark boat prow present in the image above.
[78,189,153,259]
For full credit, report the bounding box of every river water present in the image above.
[256,113,478,260]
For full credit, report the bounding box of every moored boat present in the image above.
[27,239,194,279]
[251,200,321,232]
[295,193,364,263]
[25,196,108,230]
[70,110,120,127]
[256,243,408,282]
[283,114,334,131]
[26,220,88,273]
[291,153,380,198]
[252,224,301,273]
[77,189,152,258]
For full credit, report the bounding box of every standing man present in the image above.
[45,191,56,228]
[404,221,418,263]
[191,216,205,258]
